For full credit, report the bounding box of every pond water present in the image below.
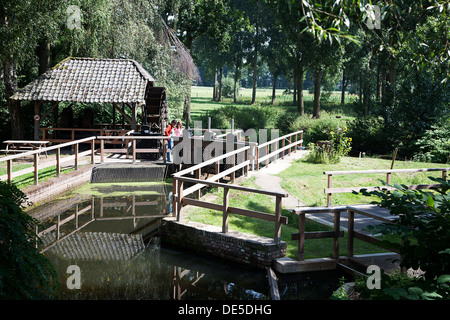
[29,182,344,300]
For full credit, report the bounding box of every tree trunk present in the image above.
[183,85,192,126]
[213,71,217,101]
[313,69,322,119]
[233,74,238,103]
[297,68,304,115]
[37,40,51,75]
[293,72,297,105]
[271,74,278,105]
[251,47,258,105]
[218,67,223,102]
[341,69,348,105]
[3,60,25,139]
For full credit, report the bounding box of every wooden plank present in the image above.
[266,267,280,300]
[291,206,347,214]
[292,230,344,240]
[223,188,230,233]
[182,197,223,212]
[324,168,450,175]
[176,175,287,198]
[228,206,288,224]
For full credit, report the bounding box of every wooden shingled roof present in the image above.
[10,57,155,104]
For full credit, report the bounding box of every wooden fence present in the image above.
[171,130,303,245]
[324,167,449,207]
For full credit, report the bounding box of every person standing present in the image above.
[164,120,177,161]
[173,121,183,137]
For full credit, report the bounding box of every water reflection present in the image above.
[29,183,272,300]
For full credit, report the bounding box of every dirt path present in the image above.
[247,150,309,210]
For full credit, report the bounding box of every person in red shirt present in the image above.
[165,120,177,161]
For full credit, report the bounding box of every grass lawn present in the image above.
[278,156,449,207]
[183,155,448,260]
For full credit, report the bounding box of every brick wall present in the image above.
[161,217,287,269]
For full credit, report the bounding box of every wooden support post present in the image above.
[131,103,137,131]
[266,145,269,167]
[256,148,260,171]
[33,153,39,185]
[294,134,297,153]
[327,174,333,207]
[298,212,306,261]
[177,180,184,221]
[56,147,61,177]
[195,168,201,199]
[386,172,392,185]
[231,154,235,183]
[7,159,12,182]
[274,196,282,246]
[132,139,136,162]
[333,211,341,260]
[172,178,178,217]
[222,187,230,233]
[74,143,79,170]
[300,131,303,148]
[281,139,285,159]
[347,209,354,258]
[34,101,42,141]
[288,136,292,156]
[443,170,447,181]
[91,139,95,164]
[100,139,105,163]
[244,149,249,177]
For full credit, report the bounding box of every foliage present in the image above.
[347,117,388,155]
[0,181,59,299]
[357,179,450,300]
[413,117,450,164]
[306,127,352,164]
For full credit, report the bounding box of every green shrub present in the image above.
[347,116,388,155]
[357,179,450,300]
[306,127,352,164]
[413,118,450,164]
[0,182,59,299]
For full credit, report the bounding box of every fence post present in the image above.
[177,180,184,221]
[443,170,447,181]
[256,147,260,171]
[274,196,282,246]
[74,143,79,170]
[195,168,201,199]
[347,209,354,258]
[172,178,178,217]
[333,210,341,260]
[56,148,61,177]
[33,153,39,185]
[298,212,305,261]
[231,154,235,183]
[288,136,292,156]
[222,187,230,233]
[91,139,95,164]
[386,172,392,185]
[7,159,12,182]
[327,174,333,207]
[100,139,105,163]
[132,139,136,163]
[281,139,285,159]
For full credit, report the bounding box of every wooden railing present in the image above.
[40,127,132,143]
[0,137,96,185]
[255,130,303,170]
[96,135,170,163]
[324,167,449,207]
[172,135,294,245]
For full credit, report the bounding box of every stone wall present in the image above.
[23,165,94,208]
[160,217,287,269]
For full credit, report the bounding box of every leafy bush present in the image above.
[0,181,59,299]
[413,118,450,164]
[357,179,450,300]
[347,117,388,155]
[306,127,352,164]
